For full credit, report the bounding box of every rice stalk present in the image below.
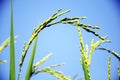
[78,26,91,80]
[77,25,110,80]
[19,10,107,76]
[10,0,16,79]
[19,9,70,73]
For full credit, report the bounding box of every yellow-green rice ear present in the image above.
[19,9,71,73]
[32,53,53,73]
[118,66,120,78]
[98,48,120,60]
[108,57,111,80]
[36,68,71,80]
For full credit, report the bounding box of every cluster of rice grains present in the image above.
[0,0,120,80]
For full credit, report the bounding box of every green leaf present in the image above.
[10,0,16,80]
[25,36,38,80]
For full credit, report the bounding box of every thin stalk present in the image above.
[10,0,16,80]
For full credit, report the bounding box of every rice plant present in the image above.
[77,25,109,80]
[0,0,119,80]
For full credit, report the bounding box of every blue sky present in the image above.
[0,0,120,80]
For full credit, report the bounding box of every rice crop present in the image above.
[0,0,120,80]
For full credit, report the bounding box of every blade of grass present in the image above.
[10,0,16,80]
[25,36,38,80]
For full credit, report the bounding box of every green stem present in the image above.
[10,0,16,80]
[82,58,91,80]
